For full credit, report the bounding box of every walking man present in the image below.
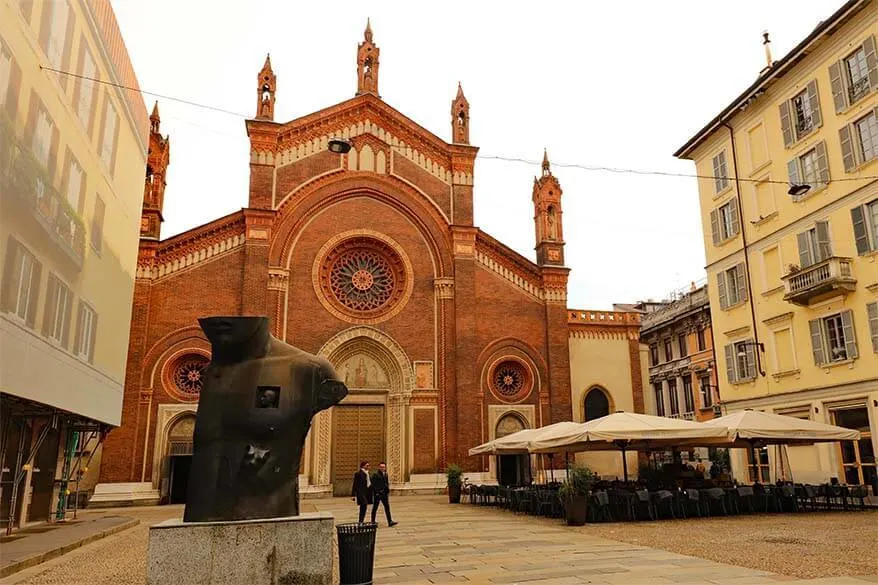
[351,460,372,523]
[370,462,398,527]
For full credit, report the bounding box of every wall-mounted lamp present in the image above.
[788,183,812,197]
[814,406,820,414]
[328,138,352,154]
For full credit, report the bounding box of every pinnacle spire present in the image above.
[261,53,272,73]
[542,148,551,175]
[364,18,373,43]
[456,81,465,99]
[150,101,160,121]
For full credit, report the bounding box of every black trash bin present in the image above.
[337,522,377,585]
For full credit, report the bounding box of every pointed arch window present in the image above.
[584,387,610,422]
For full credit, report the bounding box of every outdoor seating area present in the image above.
[465,410,873,524]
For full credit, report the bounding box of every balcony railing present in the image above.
[782,256,856,306]
[795,115,813,137]
[849,77,871,103]
[0,114,86,269]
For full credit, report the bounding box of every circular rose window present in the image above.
[489,359,533,402]
[315,234,411,323]
[172,356,209,397]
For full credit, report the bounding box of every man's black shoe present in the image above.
[389,521,398,527]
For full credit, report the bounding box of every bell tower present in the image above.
[356,19,380,96]
[140,102,170,241]
[533,149,564,266]
[256,54,276,120]
[451,82,469,145]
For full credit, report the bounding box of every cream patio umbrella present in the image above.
[468,421,583,456]
[528,412,732,481]
[701,410,861,444]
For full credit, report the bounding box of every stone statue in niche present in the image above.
[183,316,348,523]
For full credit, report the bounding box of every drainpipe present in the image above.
[721,121,766,378]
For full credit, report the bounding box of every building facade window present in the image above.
[829,36,877,112]
[584,387,610,422]
[677,333,687,357]
[717,263,747,309]
[851,199,878,255]
[856,112,878,162]
[42,273,71,346]
[100,99,118,172]
[76,41,97,130]
[1,238,41,326]
[712,150,729,193]
[710,199,739,244]
[668,379,679,416]
[840,111,878,172]
[42,0,70,70]
[809,310,858,365]
[796,220,832,268]
[697,327,707,351]
[663,338,673,362]
[868,302,878,353]
[649,343,658,366]
[747,446,770,483]
[699,374,713,408]
[91,195,105,252]
[787,141,829,196]
[682,376,694,415]
[654,383,665,417]
[74,301,97,362]
[832,407,875,488]
[724,339,757,383]
[64,154,83,210]
[780,80,822,146]
[846,46,871,103]
[0,43,11,109]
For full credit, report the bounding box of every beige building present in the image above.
[1,0,147,527]
[676,0,877,488]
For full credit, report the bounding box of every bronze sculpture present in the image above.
[183,316,348,522]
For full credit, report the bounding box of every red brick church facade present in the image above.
[98,24,586,501]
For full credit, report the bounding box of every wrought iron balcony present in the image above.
[0,114,86,269]
[782,256,856,306]
[849,77,871,103]
[795,116,813,137]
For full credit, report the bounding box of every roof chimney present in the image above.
[761,30,773,73]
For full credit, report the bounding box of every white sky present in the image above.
[111,0,839,309]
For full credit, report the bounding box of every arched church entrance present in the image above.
[496,413,531,487]
[312,327,412,497]
[166,414,195,504]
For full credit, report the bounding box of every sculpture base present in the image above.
[147,512,334,585]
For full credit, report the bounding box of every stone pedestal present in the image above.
[147,512,334,585]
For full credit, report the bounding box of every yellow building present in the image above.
[676,0,877,488]
[0,0,147,527]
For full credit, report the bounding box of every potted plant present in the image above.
[446,464,463,504]
[558,464,595,526]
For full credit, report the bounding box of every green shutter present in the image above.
[787,158,800,185]
[815,220,832,262]
[814,141,829,184]
[735,262,748,302]
[60,287,72,349]
[41,275,57,337]
[717,271,728,310]
[779,101,794,147]
[744,341,757,380]
[729,198,740,237]
[840,310,858,360]
[851,206,871,255]
[25,258,41,328]
[1,237,19,312]
[839,125,856,172]
[724,344,737,383]
[807,80,822,129]
[88,310,98,363]
[710,209,720,245]
[809,319,826,365]
[797,231,813,268]
[828,61,847,113]
[864,35,878,92]
[867,302,878,353]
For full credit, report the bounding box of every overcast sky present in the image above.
[112,0,838,309]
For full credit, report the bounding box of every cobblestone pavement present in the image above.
[2,496,876,585]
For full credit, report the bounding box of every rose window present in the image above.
[320,237,406,318]
[173,357,208,396]
[492,361,528,398]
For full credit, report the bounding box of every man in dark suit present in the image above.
[370,462,397,526]
[351,460,372,523]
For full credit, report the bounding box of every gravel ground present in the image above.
[579,510,878,579]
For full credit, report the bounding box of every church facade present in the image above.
[94,25,645,504]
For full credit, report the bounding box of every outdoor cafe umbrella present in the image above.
[528,411,732,481]
[468,421,582,482]
[700,409,861,445]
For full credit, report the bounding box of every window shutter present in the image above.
[59,9,75,91]
[864,35,878,92]
[41,275,57,337]
[735,262,748,302]
[710,209,720,245]
[807,80,822,129]
[729,198,740,237]
[25,259,41,328]
[787,158,800,185]
[1,237,19,312]
[71,41,84,114]
[797,231,813,268]
[109,112,120,177]
[60,288,72,349]
[814,141,829,184]
[73,301,84,355]
[815,220,832,262]
[717,271,728,310]
[744,341,757,380]
[779,101,794,147]
[839,125,856,172]
[48,125,60,184]
[724,344,737,383]
[851,206,871,255]
[867,302,878,353]
[828,61,847,113]
[88,311,98,363]
[809,319,826,365]
[840,310,858,360]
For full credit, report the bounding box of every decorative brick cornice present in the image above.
[568,309,641,340]
[434,277,454,300]
[541,268,570,305]
[474,230,545,300]
[267,267,289,292]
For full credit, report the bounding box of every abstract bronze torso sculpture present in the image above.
[184,316,348,522]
